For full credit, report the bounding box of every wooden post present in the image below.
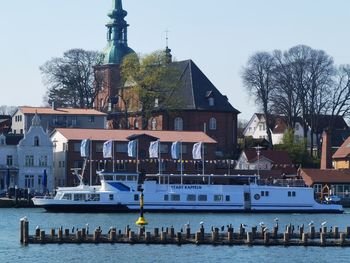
[200,226,205,239]
[227,228,233,243]
[64,229,69,237]
[94,229,100,242]
[320,232,326,246]
[20,219,24,244]
[246,232,253,245]
[264,231,270,245]
[310,226,315,239]
[334,226,339,239]
[145,232,151,243]
[125,225,130,237]
[346,226,350,238]
[110,230,117,242]
[176,232,182,243]
[23,220,29,245]
[186,227,191,239]
[302,233,308,245]
[58,228,63,241]
[35,227,40,238]
[251,226,257,239]
[40,230,46,243]
[154,228,159,237]
[212,230,218,243]
[340,233,346,246]
[81,228,86,239]
[76,230,82,241]
[322,226,327,234]
[299,225,304,239]
[283,232,289,245]
[161,231,167,243]
[272,226,278,239]
[128,231,134,242]
[170,227,175,239]
[195,232,201,243]
[239,224,245,239]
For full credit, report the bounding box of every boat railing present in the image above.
[257,179,306,187]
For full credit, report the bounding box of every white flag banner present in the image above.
[171,141,180,159]
[192,142,203,160]
[103,140,113,158]
[128,140,137,158]
[80,139,90,158]
[149,140,159,158]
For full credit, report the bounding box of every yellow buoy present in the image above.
[135,191,148,226]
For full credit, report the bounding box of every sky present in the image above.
[1,0,350,120]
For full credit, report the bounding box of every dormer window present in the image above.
[34,136,40,146]
[174,117,183,131]
[208,97,215,106]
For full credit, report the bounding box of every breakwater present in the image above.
[20,218,350,247]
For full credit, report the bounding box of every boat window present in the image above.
[214,195,223,202]
[74,194,86,201]
[88,194,100,201]
[134,194,139,201]
[198,195,207,201]
[115,175,126,181]
[171,194,180,201]
[187,194,196,201]
[127,175,137,181]
[104,175,114,181]
[265,191,269,197]
[288,191,291,197]
[292,191,296,197]
[225,195,230,202]
[288,191,296,197]
[109,194,114,201]
[261,191,265,196]
[164,195,169,201]
[62,193,72,200]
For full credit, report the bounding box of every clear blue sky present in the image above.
[1,0,350,120]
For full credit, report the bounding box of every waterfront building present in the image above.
[94,0,240,158]
[11,106,107,135]
[0,114,53,193]
[51,128,217,187]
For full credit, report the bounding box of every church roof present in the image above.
[171,60,240,113]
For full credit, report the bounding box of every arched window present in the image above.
[151,118,157,130]
[174,117,183,131]
[209,117,217,130]
[34,136,40,146]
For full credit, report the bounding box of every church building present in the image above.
[94,0,240,158]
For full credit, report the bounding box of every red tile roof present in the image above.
[332,136,350,159]
[299,168,350,186]
[19,107,107,116]
[53,128,217,143]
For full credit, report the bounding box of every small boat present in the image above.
[32,171,343,213]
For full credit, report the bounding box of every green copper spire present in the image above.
[103,0,135,65]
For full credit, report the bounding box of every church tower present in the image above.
[94,0,135,113]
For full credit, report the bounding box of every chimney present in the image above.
[321,131,332,169]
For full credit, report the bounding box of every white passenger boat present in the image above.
[32,171,343,213]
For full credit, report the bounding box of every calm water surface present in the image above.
[1,208,350,262]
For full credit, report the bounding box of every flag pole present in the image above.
[136,139,139,173]
[202,142,205,176]
[112,141,115,172]
[89,139,92,186]
[180,141,183,184]
[158,139,161,176]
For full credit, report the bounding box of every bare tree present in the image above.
[242,52,276,147]
[0,105,17,116]
[40,49,102,108]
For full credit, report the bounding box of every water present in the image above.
[1,208,350,263]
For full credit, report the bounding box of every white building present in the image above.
[0,114,54,193]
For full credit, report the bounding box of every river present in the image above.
[1,208,350,263]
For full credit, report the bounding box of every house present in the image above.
[0,114,53,193]
[11,106,107,135]
[0,115,11,134]
[332,135,350,169]
[243,113,348,148]
[51,128,217,187]
[93,0,240,158]
[235,149,296,175]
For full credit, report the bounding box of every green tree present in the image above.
[120,50,182,128]
[40,49,102,108]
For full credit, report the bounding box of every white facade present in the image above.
[0,114,54,193]
[235,152,272,170]
[51,132,69,188]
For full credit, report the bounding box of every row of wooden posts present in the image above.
[20,218,350,246]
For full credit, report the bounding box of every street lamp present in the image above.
[254,145,263,181]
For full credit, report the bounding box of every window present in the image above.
[25,155,34,166]
[88,194,100,201]
[20,129,23,134]
[225,195,230,202]
[134,119,139,129]
[209,118,217,130]
[164,195,169,201]
[198,195,207,201]
[170,194,180,201]
[96,143,103,153]
[160,144,168,154]
[116,143,127,153]
[25,175,34,188]
[187,194,196,201]
[34,136,40,146]
[259,124,263,131]
[314,184,322,193]
[214,195,223,202]
[134,194,139,201]
[62,194,72,200]
[6,155,13,166]
[174,117,183,131]
[288,191,296,197]
[151,118,157,130]
[208,97,214,106]
[73,143,81,152]
[39,156,48,167]
[116,162,127,171]
[109,194,114,201]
